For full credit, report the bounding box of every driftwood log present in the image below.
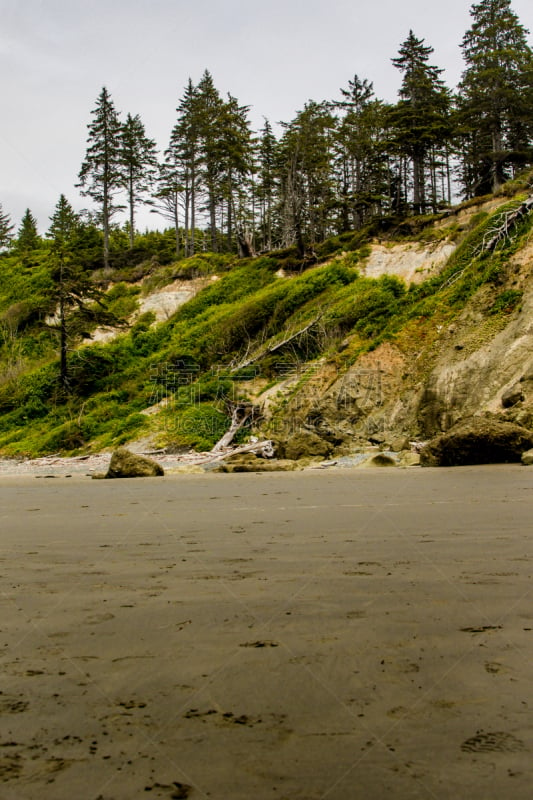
[212,403,258,452]
[208,439,275,462]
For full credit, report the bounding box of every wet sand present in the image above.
[1,465,532,799]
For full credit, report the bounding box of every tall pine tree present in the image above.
[47,196,109,390]
[279,101,337,252]
[14,208,40,255]
[163,79,202,256]
[256,119,278,251]
[334,75,390,228]
[457,0,533,194]
[78,87,123,269]
[390,31,451,214]
[120,113,158,246]
[195,71,225,251]
[218,93,255,253]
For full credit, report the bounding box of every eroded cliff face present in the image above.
[362,240,456,284]
[415,241,533,437]
[259,205,533,451]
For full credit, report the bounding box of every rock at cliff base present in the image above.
[399,452,421,467]
[522,449,533,466]
[390,435,411,452]
[105,448,164,478]
[420,419,533,467]
[281,431,332,461]
[501,383,524,408]
[368,453,397,467]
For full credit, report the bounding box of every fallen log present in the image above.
[208,440,275,462]
[480,195,533,254]
[231,315,322,372]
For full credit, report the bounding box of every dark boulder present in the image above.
[501,383,524,408]
[369,453,397,467]
[420,418,533,467]
[105,447,164,478]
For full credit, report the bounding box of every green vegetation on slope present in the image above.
[0,197,531,457]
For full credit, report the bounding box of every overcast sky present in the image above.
[1,0,532,233]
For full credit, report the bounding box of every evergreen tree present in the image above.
[164,79,202,256]
[162,73,256,256]
[334,75,390,228]
[0,203,14,250]
[218,93,255,253]
[457,0,533,194]
[47,196,81,388]
[47,195,107,390]
[153,158,184,257]
[14,208,40,254]
[120,113,158,247]
[279,102,337,252]
[256,119,278,251]
[78,87,123,269]
[390,31,451,213]
[195,70,225,251]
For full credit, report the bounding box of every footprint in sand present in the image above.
[117,699,147,710]
[239,640,279,648]
[461,731,526,753]
[0,697,29,714]
[460,625,502,634]
[85,612,115,625]
[184,708,259,726]
[144,781,191,798]
[0,753,23,780]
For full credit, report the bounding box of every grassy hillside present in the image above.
[1,194,531,458]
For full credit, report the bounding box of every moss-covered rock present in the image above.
[368,453,398,467]
[278,431,332,461]
[420,418,533,467]
[105,447,164,478]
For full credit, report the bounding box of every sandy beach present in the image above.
[1,465,532,799]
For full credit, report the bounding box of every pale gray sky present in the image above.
[1,0,532,233]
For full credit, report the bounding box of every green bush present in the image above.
[490,289,523,315]
[165,404,230,452]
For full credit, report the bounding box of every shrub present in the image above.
[164,404,230,452]
[490,289,523,315]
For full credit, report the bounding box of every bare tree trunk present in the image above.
[227,168,233,251]
[212,404,256,452]
[59,263,69,390]
[173,195,180,258]
[237,228,256,258]
[491,126,504,193]
[184,171,190,256]
[191,165,196,255]
[102,191,110,270]
[446,144,452,206]
[412,153,424,214]
[129,175,135,248]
